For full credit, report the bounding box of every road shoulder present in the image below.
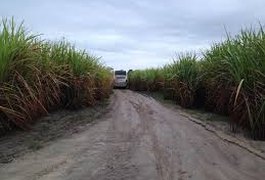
[142,91,265,160]
[0,98,112,164]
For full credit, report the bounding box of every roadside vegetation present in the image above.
[129,27,265,140]
[0,19,113,134]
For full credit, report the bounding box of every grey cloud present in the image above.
[0,0,265,70]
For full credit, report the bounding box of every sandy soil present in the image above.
[0,90,265,180]
[0,101,109,164]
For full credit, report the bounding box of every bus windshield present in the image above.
[115,70,126,76]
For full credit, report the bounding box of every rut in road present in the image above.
[0,90,265,180]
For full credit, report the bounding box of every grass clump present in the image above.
[0,18,113,133]
[202,27,265,139]
[163,53,201,108]
[129,26,265,140]
[128,68,164,91]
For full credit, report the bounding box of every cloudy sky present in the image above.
[0,0,264,70]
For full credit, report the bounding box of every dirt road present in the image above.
[1,90,265,180]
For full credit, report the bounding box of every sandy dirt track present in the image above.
[0,90,265,180]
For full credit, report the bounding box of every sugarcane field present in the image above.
[0,1,265,180]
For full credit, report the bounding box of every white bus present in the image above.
[114,70,127,88]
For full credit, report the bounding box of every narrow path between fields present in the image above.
[0,90,265,180]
